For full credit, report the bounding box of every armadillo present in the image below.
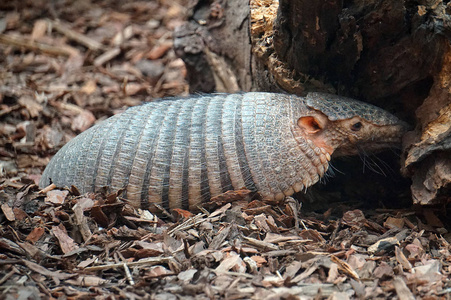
[40,92,406,210]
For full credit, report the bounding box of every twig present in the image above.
[39,183,56,194]
[48,20,103,51]
[166,214,207,235]
[141,272,177,280]
[0,34,74,56]
[331,255,360,281]
[242,236,279,251]
[122,263,134,285]
[83,256,173,271]
[213,270,255,279]
[94,48,121,66]
[117,252,134,286]
[0,104,21,117]
[0,268,16,286]
[393,277,415,300]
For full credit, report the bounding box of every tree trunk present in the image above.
[174,0,451,206]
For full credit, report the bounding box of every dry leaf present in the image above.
[26,227,45,243]
[384,217,405,229]
[71,110,96,132]
[342,210,366,227]
[31,19,47,41]
[1,203,15,221]
[80,80,97,95]
[66,275,107,286]
[395,246,412,271]
[52,225,79,254]
[45,190,69,204]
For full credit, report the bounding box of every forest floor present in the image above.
[0,0,450,299]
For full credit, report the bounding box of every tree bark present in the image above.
[174,0,451,206]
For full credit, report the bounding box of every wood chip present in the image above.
[393,277,415,300]
[49,20,103,50]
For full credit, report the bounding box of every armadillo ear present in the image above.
[298,114,327,134]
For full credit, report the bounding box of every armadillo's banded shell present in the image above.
[40,93,328,210]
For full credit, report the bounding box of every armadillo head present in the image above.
[298,92,407,157]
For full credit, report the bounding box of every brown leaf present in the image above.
[147,42,172,60]
[134,241,164,258]
[342,210,366,227]
[0,238,24,255]
[17,155,48,168]
[208,188,252,207]
[22,259,74,281]
[65,275,107,286]
[404,239,424,259]
[373,261,394,279]
[147,266,173,277]
[36,125,64,150]
[1,203,15,221]
[12,207,28,221]
[395,246,412,271]
[327,263,340,283]
[18,96,43,118]
[422,209,444,227]
[52,224,79,254]
[26,227,45,243]
[384,217,405,230]
[263,233,303,244]
[77,257,97,269]
[253,214,272,232]
[17,241,42,259]
[71,109,96,132]
[73,202,92,242]
[45,189,69,205]
[299,229,325,243]
[331,255,360,281]
[125,82,147,95]
[172,208,194,219]
[31,19,47,41]
[393,277,415,300]
[216,252,244,273]
[80,80,97,95]
[284,260,303,279]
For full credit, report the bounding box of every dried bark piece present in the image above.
[393,277,415,300]
[52,225,79,254]
[1,203,15,221]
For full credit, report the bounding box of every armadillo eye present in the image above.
[351,122,362,131]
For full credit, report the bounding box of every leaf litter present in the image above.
[1,0,451,299]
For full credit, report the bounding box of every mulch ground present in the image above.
[1,1,450,299]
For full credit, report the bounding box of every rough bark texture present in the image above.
[174,0,451,206]
[173,0,253,93]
